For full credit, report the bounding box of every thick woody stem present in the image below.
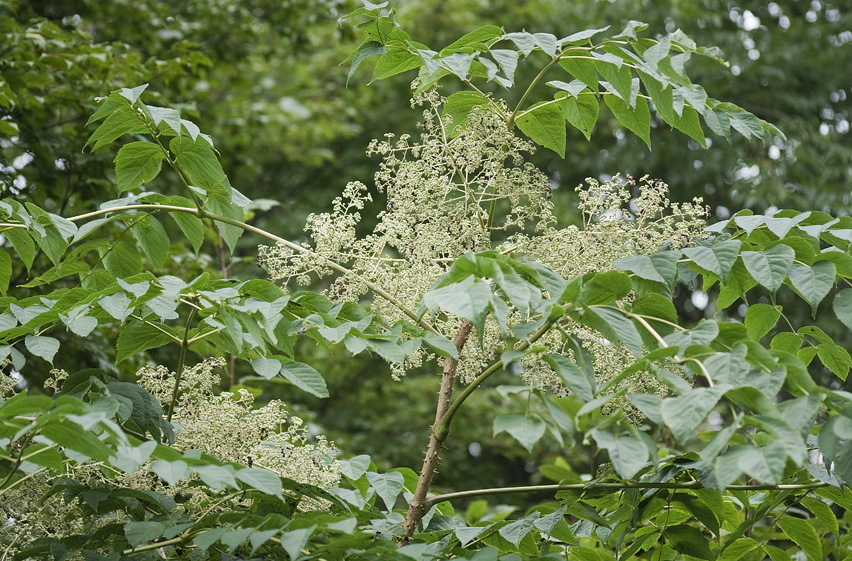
[402,319,473,539]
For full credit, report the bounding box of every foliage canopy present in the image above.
[1,2,852,560]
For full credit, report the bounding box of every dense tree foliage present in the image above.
[1,1,851,559]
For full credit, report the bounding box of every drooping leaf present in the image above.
[493,413,546,452]
[365,471,405,510]
[236,467,283,497]
[788,261,836,312]
[563,94,599,140]
[442,91,490,134]
[580,306,644,356]
[124,521,166,548]
[833,288,852,330]
[740,244,795,294]
[279,361,329,398]
[661,386,729,443]
[682,240,741,281]
[107,382,172,443]
[816,343,851,381]
[347,41,385,85]
[114,141,165,193]
[544,354,594,401]
[776,516,823,561]
[498,514,539,548]
[102,240,143,277]
[744,304,782,341]
[515,101,567,156]
[613,251,680,286]
[24,335,60,364]
[372,47,421,81]
[663,525,714,561]
[591,429,649,478]
[115,321,175,363]
[131,216,170,269]
[251,357,282,379]
[604,92,651,148]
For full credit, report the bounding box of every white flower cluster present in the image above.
[258,94,707,405]
[0,359,340,544]
[138,358,340,490]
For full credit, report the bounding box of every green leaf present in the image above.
[664,319,719,348]
[577,271,632,306]
[816,343,851,381]
[776,515,823,561]
[365,471,405,510]
[744,304,781,341]
[833,288,852,330]
[613,251,679,286]
[151,459,190,485]
[422,333,459,358]
[372,47,421,81]
[581,306,643,356]
[86,105,148,151]
[251,357,282,379]
[718,538,762,561]
[4,228,36,271]
[515,101,566,156]
[0,392,53,418]
[741,244,795,293]
[339,455,371,481]
[170,136,226,189]
[124,521,165,548]
[682,240,741,281]
[347,40,385,85]
[559,51,598,92]
[280,361,329,398]
[423,276,492,330]
[561,26,610,45]
[116,321,175,363]
[499,514,538,548]
[628,394,663,424]
[604,92,651,149]
[40,421,113,461]
[544,354,594,401]
[663,525,713,561]
[639,72,707,146]
[661,386,729,443]
[24,335,60,364]
[595,55,632,101]
[788,261,836,312]
[102,240,143,277]
[716,102,764,141]
[493,413,546,452]
[799,496,838,537]
[170,212,205,254]
[591,430,649,478]
[99,291,133,321]
[716,441,787,487]
[442,91,490,134]
[115,141,165,193]
[206,184,246,254]
[236,467,283,497]
[442,25,504,52]
[0,249,10,295]
[132,216,170,269]
[107,381,171,442]
[563,94,599,140]
[455,526,488,547]
[280,527,315,561]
